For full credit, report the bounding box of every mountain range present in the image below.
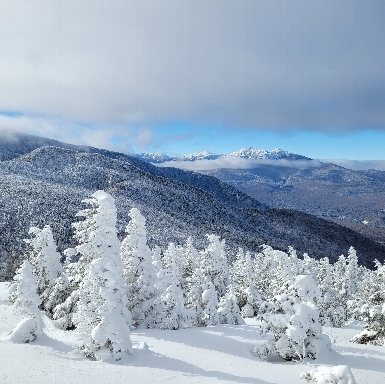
[136,147,385,246]
[0,133,384,280]
[134,147,311,163]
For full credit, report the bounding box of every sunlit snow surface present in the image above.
[0,283,383,384]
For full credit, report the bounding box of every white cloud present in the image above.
[323,159,385,171]
[157,157,322,171]
[0,115,134,153]
[0,1,384,131]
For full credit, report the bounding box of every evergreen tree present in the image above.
[8,260,43,343]
[121,208,157,328]
[53,191,125,330]
[218,285,245,325]
[180,237,198,292]
[230,248,261,317]
[254,275,328,361]
[157,243,187,330]
[350,260,385,345]
[26,225,63,313]
[70,191,132,360]
[200,234,229,299]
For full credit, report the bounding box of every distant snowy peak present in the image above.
[135,147,311,163]
[228,147,311,160]
[134,151,223,163]
[179,151,223,161]
[134,152,174,163]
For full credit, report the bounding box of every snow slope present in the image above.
[0,283,382,384]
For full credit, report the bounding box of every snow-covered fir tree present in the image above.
[180,237,198,292]
[186,265,220,327]
[230,248,261,318]
[71,191,133,361]
[8,260,43,343]
[253,246,275,300]
[350,260,385,345]
[120,207,157,328]
[156,243,188,330]
[254,275,329,361]
[201,279,220,326]
[26,225,63,313]
[200,234,229,299]
[218,285,245,325]
[53,191,125,330]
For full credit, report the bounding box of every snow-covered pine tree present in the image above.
[331,254,348,325]
[350,260,385,345]
[72,191,132,361]
[230,248,261,318]
[348,260,382,321]
[185,265,206,327]
[52,191,125,330]
[157,243,188,330]
[345,247,360,320]
[120,207,157,328]
[185,263,220,327]
[316,257,335,326]
[26,225,63,314]
[201,279,220,326]
[288,246,300,278]
[200,234,229,299]
[254,275,329,361]
[180,237,198,292]
[270,249,294,297]
[218,285,245,325]
[8,260,43,343]
[299,253,318,282]
[253,245,275,300]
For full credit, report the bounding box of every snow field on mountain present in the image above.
[1,283,384,384]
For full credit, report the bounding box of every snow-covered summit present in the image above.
[134,147,311,163]
[228,147,311,161]
[179,151,223,161]
[134,151,222,163]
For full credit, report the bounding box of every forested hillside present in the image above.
[1,140,385,279]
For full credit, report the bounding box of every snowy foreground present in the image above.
[0,284,383,384]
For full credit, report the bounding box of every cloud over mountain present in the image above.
[0,0,384,134]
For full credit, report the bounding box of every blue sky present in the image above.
[0,1,384,161]
[136,124,385,160]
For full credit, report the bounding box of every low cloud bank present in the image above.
[323,159,385,171]
[157,157,322,171]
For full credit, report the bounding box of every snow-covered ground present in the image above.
[0,283,383,384]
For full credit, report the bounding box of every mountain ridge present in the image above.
[134,147,311,163]
[0,133,384,280]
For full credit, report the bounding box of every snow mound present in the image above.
[7,317,43,343]
[300,365,356,384]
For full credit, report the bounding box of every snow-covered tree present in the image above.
[53,191,126,330]
[186,265,220,327]
[201,280,220,326]
[329,254,349,325]
[74,256,133,361]
[230,248,261,317]
[316,257,344,327]
[254,275,329,361]
[218,285,245,325]
[8,260,43,343]
[70,191,132,361]
[180,237,198,291]
[156,243,188,330]
[200,234,229,299]
[121,207,157,328]
[253,246,275,300]
[26,225,63,313]
[350,260,385,346]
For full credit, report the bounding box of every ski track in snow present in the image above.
[0,283,384,384]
